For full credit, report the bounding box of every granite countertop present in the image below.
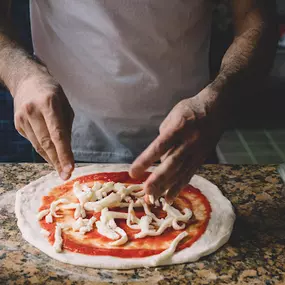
[0,164,285,285]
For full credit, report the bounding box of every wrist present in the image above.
[0,44,48,96]
[196,83,232,130]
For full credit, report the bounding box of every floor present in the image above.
[217,129,285,164]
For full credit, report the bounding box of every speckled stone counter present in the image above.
[0,164,285,285]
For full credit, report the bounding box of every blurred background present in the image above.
[0,0,285,164]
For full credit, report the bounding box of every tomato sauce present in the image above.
[38,171,211,258]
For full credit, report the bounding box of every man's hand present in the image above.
[130,0,277,203]
[130,87,224,204]
[14,66,75,180]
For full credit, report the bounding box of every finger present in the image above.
[165,158,203,204]
[27,112,64,177]
[16,125,27,139]
[60,89,74,137]
[144,144,187,200]
[20,120,53,165]
[130,133,178,179]
[153,139,204,203]
[165,179,189,205]
[25,122,53,165]
[160,148,174,163]
[43,96,74,177]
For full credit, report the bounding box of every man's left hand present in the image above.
[129,87,225,204]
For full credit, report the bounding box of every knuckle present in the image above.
[147,173,163,188]
[156,171,167,183]
[51,128,65,142]
[40,136,54,151]
[23,102,35,115]
[43,92,56,107]
[34,145,44,155]
[154,140,163,155]
[168,154,179,165]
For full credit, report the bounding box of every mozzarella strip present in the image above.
[53,223,63,253]
[127,185,143,192]
[113,182,126,192]
[95,182,114,200]
[109,227,128,246]
[45,212,53,224]
[161,198,192,222]
[60,202,86,219]
[127,201,140,230]
[40,228,50,237]
[123,196,132,202]
[84,193,121,212]
[82,184,91,192]
[151,231,188,266]
[134,215,153,238]
[105,211,128,220]
[73,217,86,231]
[140,199,163,225]
[73,182,93,205]
[172,219,186,230]
[92,181,102,191]
[50,198,69,218]
[37,209,50,220]
[79,216,97,234]
[61,203,79,209]
[131,190,145,197]
[74,203,86,219]
[96,220,120,240]
[119,199,142,208]
[58,222,72,230]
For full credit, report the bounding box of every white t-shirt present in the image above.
[30,0,211,162]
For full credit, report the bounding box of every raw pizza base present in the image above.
[15,164,235,269]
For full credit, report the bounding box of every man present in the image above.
[0,1,276,203]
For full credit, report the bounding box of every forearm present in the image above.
[207,2,277,117]
[0,18,42,96]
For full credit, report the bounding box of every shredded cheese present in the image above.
[45,212,53,224]
[40,228,50,237]
[53,223,63,253]
[73,182,93,205]
[127,201,140,230]
[37,209,50,220]
[79,216,97,234]
[140,198,163,226]
[38,179,193,258]
[150,231,188,266]
[94,182,114,200]
[134,215,153,238]
[96,220,120,240]
[50,198,69,217]
[109,227,128,246]
[74,203,86,219]
[84,193,121,212]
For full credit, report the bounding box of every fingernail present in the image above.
[63,164,73,173]
[148,194,155,205]
[60,171,70,180]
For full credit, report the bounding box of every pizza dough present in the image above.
[15,164,235,269]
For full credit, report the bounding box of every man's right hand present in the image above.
[13,66,75,180]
